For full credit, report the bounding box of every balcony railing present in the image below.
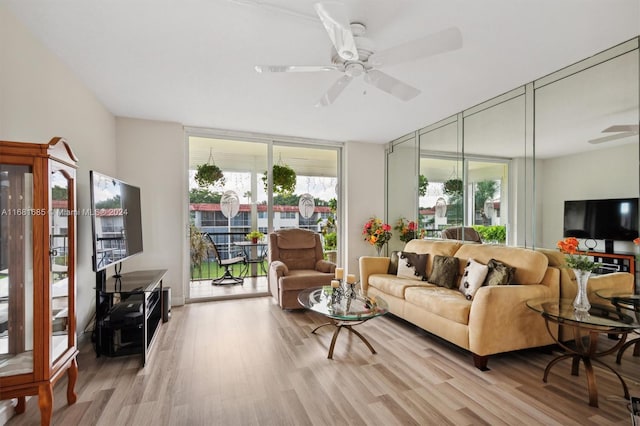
[190,230,267,281]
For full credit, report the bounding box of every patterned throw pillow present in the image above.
[396,251,428,281]
[428,255,459,289]
[388,251,399,275]
[459,258,490,300]
[483,258,517,286]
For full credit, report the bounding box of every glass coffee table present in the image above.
[596,289,640,364]
[297,287,388,359]
[527,297,638,407]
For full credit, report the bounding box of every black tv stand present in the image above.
[94,269,167,366]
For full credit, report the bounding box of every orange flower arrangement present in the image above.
[363,217,392,250]
[395,217,418,243]
[556,237,598,272]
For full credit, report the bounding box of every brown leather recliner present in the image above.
[268,228,337,309]
[441,226,483,243]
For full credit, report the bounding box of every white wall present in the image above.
[344,141,386,280]
[539,143,639,250]
[0,6,117,423]
[115,118,186,305]
[0,5,116,338]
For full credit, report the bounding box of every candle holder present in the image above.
[343,281,357,300]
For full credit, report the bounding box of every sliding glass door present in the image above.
[187,134,340,300]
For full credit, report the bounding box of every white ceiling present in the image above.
[3,0,639,145]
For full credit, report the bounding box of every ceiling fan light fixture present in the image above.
[344,62,364,77]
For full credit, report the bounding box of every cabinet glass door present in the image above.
[50,169,70,362]
[0,164,35,376]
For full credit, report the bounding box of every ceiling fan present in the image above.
[254,1,462,106]
[588,124,639,144]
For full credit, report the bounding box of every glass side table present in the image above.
[527,297,638,407]
[596,289,640,364]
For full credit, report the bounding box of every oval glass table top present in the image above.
[297,287,388,321]
[527,298,638,331]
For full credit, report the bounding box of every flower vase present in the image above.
[572,269,591,313]
[375,246,383,256]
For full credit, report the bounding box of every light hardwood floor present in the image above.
[6,296,640,425]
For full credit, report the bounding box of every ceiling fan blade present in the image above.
[364,69,420,101]
[314,1,359,61]
[255,65,338,73]
[369,27,462,68]
[602,124,639,132]
[588,131,638,144]
[316,74,353,107]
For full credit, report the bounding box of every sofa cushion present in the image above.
[459,258,489,300]
[279,269,334,291]
[279,248,317,270]
[484,258,516,286]
[276,229,317,249]
[403,239,463,276]
[428,255,460,289]
[397,252,428,281]
[405,286,471,325]
[454,244,548,285]
[369,274,426,298]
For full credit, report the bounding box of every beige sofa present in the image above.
[359,239,560,370]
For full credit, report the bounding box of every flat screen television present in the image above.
[90,170,143,274]
[563,197,639,241]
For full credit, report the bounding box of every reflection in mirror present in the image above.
[50,170,70,361]
[536,46,639,251]
[463,93,525,245]
[0,165,34,375]
[387,134,418,253]
[419,119,462,238]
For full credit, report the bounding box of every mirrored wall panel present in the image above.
[387,37,638,251]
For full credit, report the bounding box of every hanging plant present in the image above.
[419,174,428,197]
[195,148,225,187]
[195,163,225,187]
[262,163,297,194]
[444,178,463,197]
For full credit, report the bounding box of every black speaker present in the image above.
[162,287,171,322]
[604,239,614,253]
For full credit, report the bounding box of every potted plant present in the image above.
[262,164,296,194]
[189,224,212,276]
[246,230,264,243]
[195,163,225,187]
[444,178,463,197]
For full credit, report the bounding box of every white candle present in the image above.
[335,268,344,280]
[331,279,340,288]
[346,274,356,284]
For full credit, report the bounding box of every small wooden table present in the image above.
[527,298,638,407]
[298,287,388,359]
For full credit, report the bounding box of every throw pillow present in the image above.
[388,251,400,275]
[428,255,459,289]
[484,259,517,286]
[396,252,428,281]
[459,258,490,300]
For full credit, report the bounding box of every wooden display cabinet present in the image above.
[0,137,79,425]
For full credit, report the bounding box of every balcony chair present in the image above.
[268,228,337,309]
[208,237,246,285]
[441,226,483,243]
